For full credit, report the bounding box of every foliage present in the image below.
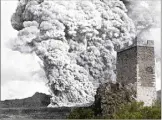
[67,101,161,119]
[93,82,136,118]
[67,107,95,119]
[113,101,161,119]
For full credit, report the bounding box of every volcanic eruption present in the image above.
[11,0,135,107]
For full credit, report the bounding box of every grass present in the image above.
[0,107,72,119]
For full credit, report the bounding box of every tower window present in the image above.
[145,66,153,73]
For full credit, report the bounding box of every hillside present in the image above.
[0,92,51,108]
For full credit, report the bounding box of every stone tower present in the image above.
[115,39,156,106]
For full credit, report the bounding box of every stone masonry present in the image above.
[115,38,156,106]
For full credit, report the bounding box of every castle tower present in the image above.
[115,39,156,106]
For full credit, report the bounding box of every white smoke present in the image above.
[121,0,161,31]
[121,0,161,90]
[11,0,135,107]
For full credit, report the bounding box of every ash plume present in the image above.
[121,0,161,32]
[11,0,135,107]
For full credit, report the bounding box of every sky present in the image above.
[1,0,161,100]
[1,1,50,100]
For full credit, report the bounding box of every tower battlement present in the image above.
[114,39,154,52]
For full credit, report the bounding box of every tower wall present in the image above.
[116,47,137,85]
[115,40,156,106]
[136,46,156,106]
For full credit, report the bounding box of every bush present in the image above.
[67,107,95,119]
[113,101,161,119]
[67,101,161,119]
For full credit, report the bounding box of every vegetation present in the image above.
[0,107,71,119]
[67,107,95,119]
[114,101,161,119]
[67,101,161,119]
[93,82,137,118]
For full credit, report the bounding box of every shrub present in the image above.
[113,101,161,119]
[67,101,161,119]
[67,107,95,119]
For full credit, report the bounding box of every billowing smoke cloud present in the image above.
[11,0,135,107]
[121,0,161,31]
[122,0,161,54]
[121,0,161,90]
[120,0,161,46]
